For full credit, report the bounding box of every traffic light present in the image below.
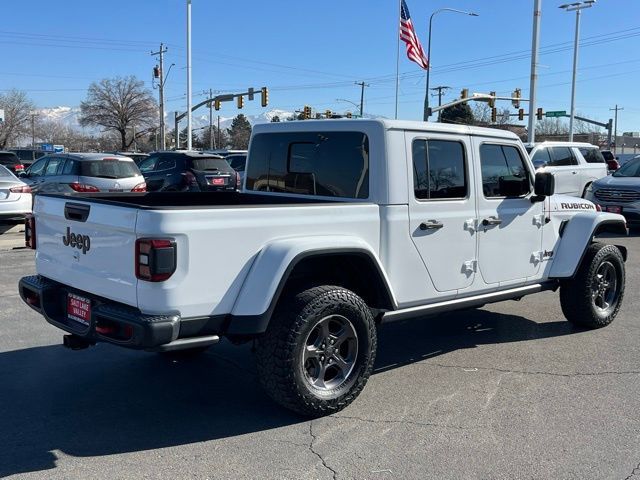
[488,91,496,109]
[325,110,332,119]
[248,87,255,101]
[491,107,497,123]
[346,112,352,118]
[214,99,221,111]
[536,107,543,120]
[237,95,244,109]
[512,88,521,109]
[303,105,311,119]
[461,88,469,99]
[261,87,269,107]
[518,108,524,121]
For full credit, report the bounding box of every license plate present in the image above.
[605,205,622,214]
[67,293,91,326]
[210,178,225,186]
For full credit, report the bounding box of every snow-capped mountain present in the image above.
[37,106,296,131]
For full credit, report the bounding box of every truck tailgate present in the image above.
[34,195,139,306]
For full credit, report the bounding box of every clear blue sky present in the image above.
[3,0,639,133]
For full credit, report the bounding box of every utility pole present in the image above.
[175,111,180,149]
[30,112,37,148]
[610,104,623,153]
[355,81,369,117]
[186,0,193,150]
[217,115,221,149]
[151,43,168,150]
[528,0,542,144]
[209,88,214,150]
[430,86,450,122]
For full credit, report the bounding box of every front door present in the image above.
[407,133,477,292]
[475,139,544,285]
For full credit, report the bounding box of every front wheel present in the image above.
[256,286,377,417]
[560,242,625,328]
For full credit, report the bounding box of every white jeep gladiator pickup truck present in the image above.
[20,119,628,416]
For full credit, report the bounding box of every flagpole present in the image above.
[395,0,401,119]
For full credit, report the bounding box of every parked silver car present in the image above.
[585,156,640,227]
[0,164,32,220]
[21,153,146,194]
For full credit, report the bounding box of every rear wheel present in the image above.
[560,243,625,328]
[256,286,376,417]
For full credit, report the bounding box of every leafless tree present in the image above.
[0,89,35,148]
[79,76,158,150]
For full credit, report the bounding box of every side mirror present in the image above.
[532,171,555,202]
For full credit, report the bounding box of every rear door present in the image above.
[406,132,477,292]
[475,139,544,285]
[34,196,139,306]
[548,146,580,196]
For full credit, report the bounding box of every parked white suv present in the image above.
[526,142,607,198]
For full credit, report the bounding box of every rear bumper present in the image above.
[19,275,199,349]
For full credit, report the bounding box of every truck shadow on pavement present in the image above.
[0,308,580,477]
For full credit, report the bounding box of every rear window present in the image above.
[0,164,14,178]
[189,157,234,172]
[0,152,19,166]
[80,159,141,178]
[579,147,605,164]
[227,155,247,171]
[246,131,370,199]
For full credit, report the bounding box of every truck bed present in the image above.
[39,191,346,209]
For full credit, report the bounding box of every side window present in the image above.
[44,157,65,176]
[412,139,467,200]
[156,156,177,171]
[28,158,47,176]
[549,147,576,166]
[579,147,605,164]
[531,148,551,168]
[480,144,531,198]
[62,159,78,175]
[137,156,158,173]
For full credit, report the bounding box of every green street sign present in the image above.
[545,110,566,118]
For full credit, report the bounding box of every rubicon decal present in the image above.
[560,202,595,210]
[62,227,91,254]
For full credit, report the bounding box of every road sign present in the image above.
[545,110,566,118]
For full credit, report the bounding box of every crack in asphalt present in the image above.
[624,461,640,480]
[425,362,640,378]
[329,414,481,431]
[308,422,338,480]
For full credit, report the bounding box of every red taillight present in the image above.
[15,164,24,172]
[25,215,36,249]
[69,183,100,193]
[183,171,198,187]
[135,238,177,282]
[10,185,32,193]
[131,182,147,192]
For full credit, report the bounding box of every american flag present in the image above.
[400,0,429,70]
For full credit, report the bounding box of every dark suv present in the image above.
[137,151,240,192]
[0,151,25,175]
[8,148,48,168]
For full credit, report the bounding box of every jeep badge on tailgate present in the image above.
[62,227,91,254]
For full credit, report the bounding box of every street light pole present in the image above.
[560,0,595,142]
[527,0,542,144]
[424,8,478,121]
[186,0,193,150]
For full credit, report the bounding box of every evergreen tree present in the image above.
[228,114,252,149]
[440,103,475,125]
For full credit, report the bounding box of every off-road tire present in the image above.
[256,285,377,417]
[560,242,625,328]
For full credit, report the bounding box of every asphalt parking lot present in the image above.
[1,231,639,480]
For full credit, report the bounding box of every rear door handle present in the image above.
[419,220,444,231]
[482,216,502,226]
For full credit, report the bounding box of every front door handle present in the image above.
[419,220,444,231]
[482,216,502,227]
[572,171,578,174]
